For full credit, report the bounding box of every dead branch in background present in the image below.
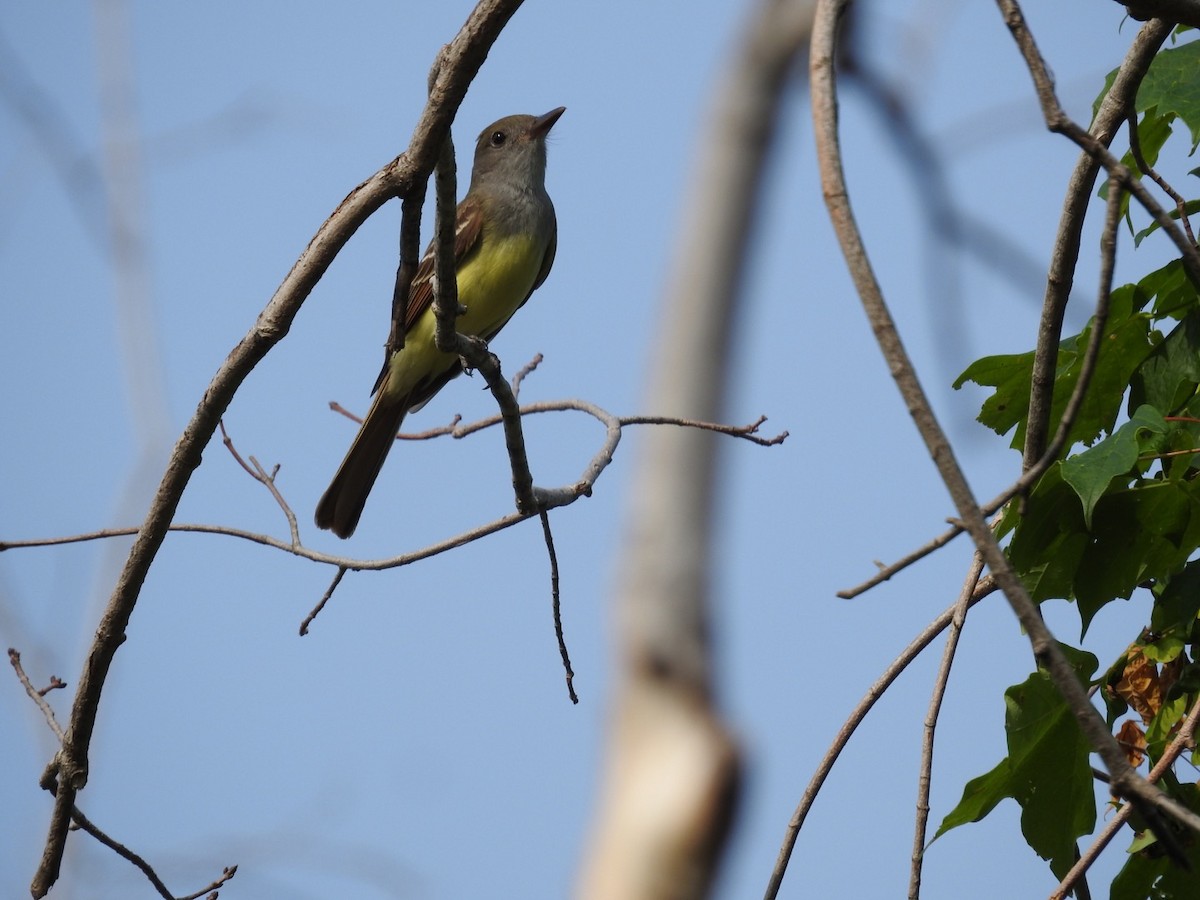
[578,0,815,896]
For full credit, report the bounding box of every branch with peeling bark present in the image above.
[579,0,815,896]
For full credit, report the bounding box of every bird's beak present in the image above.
[528,106,566,140]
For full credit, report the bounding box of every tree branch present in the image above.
[1017,17,1170,470]
[908,553,985,900]
[28,2,528,895]
[579,0,815,894]
[811,0,1200,881]
[1050,694,1200,900]
[765,576,998,898]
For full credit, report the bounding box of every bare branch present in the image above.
[9,648,66,742]
[219,420,301,546]
[300,567,347,636]
[28,3,529,895]
[838,522,965,598]
[539,510,577,704]
[70,805,238,900]
[1127,110,1197,248]
[811,0,1200,877]
[512,352,544,397]
[765,576,998,898]
[1017,18,1170,470]
[908,553,985,899]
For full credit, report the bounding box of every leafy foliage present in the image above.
[934,645,1098,880]
[941,34,1200,900]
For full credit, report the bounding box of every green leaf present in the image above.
[1132,313,1200,412]
[933,758,1013,838]
[1140,259,1197,318]
[1008,463,1088,602]
[1006,670,1098,879]
[1111,846,1200,900]
[1146,561,1200,663]
[955,287,1153,451]
[1133,198,1200,247]
[954,349,1046,444]
[1061,406,1167,528]
[1076,480,1200,632]
[936,651,1098,880]
[1136,40,1200,151]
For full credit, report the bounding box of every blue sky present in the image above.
[1,2,1189,897]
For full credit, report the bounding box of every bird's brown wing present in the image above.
[370,196,486,396]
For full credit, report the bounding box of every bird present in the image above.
[315,107,565,538]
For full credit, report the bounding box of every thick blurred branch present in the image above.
[578,1,815,896]
[28,2,527,895]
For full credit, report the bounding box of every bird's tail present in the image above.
[315,390,408,539]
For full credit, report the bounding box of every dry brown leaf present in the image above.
[1113,645,1163,725]
[1115,718,1147,769]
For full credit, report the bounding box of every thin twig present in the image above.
[1127,110,1197,248]
[539,510,576,704]
[908,553,985,900]
[765,576,998,899]
[838,523,965,599]
[618,413,787,446]
[300,567,347,635]
[70,804,238,900]
[217,419,258,479]
[9,649,66,742]
[220,420,302,546]
[512,353,543,398]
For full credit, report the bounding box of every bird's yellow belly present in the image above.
[386,233,545,398]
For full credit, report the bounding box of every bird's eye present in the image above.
[490,130,506,147]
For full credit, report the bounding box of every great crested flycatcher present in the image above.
[315,107,565,538]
